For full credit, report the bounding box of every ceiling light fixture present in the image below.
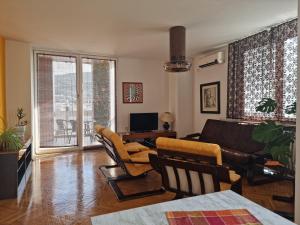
[164,26,191,72]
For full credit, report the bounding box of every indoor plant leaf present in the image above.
[252,121,282,143]
[255,98,277,113]
[0,128,23,151]
[269,145,291,165]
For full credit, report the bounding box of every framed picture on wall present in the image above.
[122,82,143,103]
[200,81,220,114]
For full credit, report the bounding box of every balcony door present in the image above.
[82,57,116,146]
[35,52,116,151]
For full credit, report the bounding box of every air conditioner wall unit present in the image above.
[198,51,225,68]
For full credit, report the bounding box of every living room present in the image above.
[0,0,299,224]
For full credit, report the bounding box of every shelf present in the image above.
[0,139,32,200]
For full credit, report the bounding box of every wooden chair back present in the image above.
[157,149,231,184]
[157,149,230,183]
[152,155,220,196]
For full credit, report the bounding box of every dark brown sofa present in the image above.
[184,119,266,182]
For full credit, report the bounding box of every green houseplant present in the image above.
[252,98,296,167]
[0,128,23,152]
[0,117,23,152]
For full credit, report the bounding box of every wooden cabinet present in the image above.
[0,139,32,199]
[120,131,177,147]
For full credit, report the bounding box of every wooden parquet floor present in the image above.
[0,149,294,225]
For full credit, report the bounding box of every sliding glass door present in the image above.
[35,52,116,151]
[82,58,116,146]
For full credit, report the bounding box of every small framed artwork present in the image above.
[200,81,220,114]
[122,82,143,103]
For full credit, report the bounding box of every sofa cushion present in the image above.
[200,119,223,144]
[235,123,265,153]
[200,119,264,154]
[124,142,149,153]
[130,150,157,163]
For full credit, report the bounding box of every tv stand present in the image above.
[120,130,177,148]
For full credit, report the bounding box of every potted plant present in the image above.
[0,129,23,152]
[15,108,27,141]
[252,98,296,168]
[0,117,22,152]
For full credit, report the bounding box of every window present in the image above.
[227,19,297,121]
[243,45,276,119]
[35,52,116,150]
[283,37,297,119]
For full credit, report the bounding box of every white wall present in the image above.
[4,40,192,141]
[168,72,194,137]
[193,47,228,132]
[116,58,169,132]
[5,40,32,137]
[4,44,171,135]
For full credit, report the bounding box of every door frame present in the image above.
[32,49,117,155]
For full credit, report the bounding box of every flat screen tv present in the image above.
[130,113,158,132]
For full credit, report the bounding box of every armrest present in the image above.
[123,159,150,164]
[253,151,272,164]
[123,160,149,164]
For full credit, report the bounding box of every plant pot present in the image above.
[15,125,26,142]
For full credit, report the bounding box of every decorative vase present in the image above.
[163,122,170,131]
[15,125,26,142]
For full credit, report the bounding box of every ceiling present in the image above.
[0,0,297,60]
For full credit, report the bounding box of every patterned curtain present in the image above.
[227,19,297,121]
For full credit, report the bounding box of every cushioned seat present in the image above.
[102,128,155,177]
[127,150,157,176]
[97,127,150,154]
[130,150,157,163]
[155,137,242,194]
[124,142,150,153]
[99,128,164,200]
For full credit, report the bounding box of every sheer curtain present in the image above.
[37,54,54,146]
[82,58,116,146]
[227,19,297,121]
[37,54,77,148]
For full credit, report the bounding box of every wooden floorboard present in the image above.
[0,149,294,225]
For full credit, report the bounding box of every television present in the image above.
[130,113,158,132]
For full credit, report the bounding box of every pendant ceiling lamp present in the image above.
[164,26,191,72]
